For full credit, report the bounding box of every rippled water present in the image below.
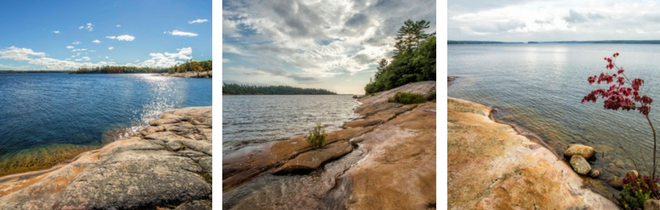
[222,95,360,154]
[0,73,211,160]
[448,44,660,188]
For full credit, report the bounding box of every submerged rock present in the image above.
[607,177,624,189]
[570,155,592,175]
[564,144,596,159]
[588,168,601,178]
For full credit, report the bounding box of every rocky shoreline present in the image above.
[0,107,212,209]
[160,70,212,78]
[447,97,618,209]
[223,81,436,209]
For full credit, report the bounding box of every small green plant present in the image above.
[388,92,427,104]
[306,122,327,149]
[617,172,659,210]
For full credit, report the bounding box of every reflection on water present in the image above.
[0,73,211,163]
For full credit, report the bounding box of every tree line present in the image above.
[223,83,336,95]
[364,19,436,94]
[69,60,212,74]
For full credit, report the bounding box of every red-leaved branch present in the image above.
[581,53,653,116]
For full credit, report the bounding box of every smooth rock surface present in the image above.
[564,144,597,159]
[223,81,437,209]
[570,155,592,175]
[272,141,353,174]
[447,97,617,209]
[0,106,212,209]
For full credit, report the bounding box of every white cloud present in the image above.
[72,48,87,52]
[89,50,96,53]
[138,47,193,68]
[79,23,93,31]
[105,56,109,59]
[223,58,230,63]
[0,46,46,61]
[72,41,81,45]
[0,46,192,70]
[66,46,74,49]
[105,35,135,41]
[92,40,101,44]
[116,35,135,41]
[135,59,140,62]
[164,30,198,37]
[116,24,121,27]
[188,19,208,24]
[53,31,60,34]
[108,46,114,50]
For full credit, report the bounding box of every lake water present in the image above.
[448,44,660,186]
[222,95,361,154]
[0,73,211,162]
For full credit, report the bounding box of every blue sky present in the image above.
[222,0,436,94]
[0,0,211,70]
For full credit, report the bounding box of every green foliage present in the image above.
[364,19,436,95]
[69,60,212,74]
[306,123,327,149]
[617,173,659,210]
[223,83,336,95]
[388,92,427,104]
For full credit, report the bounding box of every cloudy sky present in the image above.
[449,0,660,42]
[0,0,211,70]
[222,0,436,94]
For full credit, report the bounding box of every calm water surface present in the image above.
[449,44,660,189]
[222,95,360,154]
[0,73,211,160]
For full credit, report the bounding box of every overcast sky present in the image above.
[0,0,211,70]
[449,0,660,42]
[222,0,436,94]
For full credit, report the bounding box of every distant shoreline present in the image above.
[449,40,660,44]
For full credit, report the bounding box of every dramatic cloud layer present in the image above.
[449,0,660,41]
[223,0,436,94]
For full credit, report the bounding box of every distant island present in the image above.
[223,83,336,95]
[69,60,212,74]
[449,40,660,44]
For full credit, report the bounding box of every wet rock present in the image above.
[564,144,596,159]
[149,118,179,126]
[630,170,640,178]
[607,177,624,189]
[570,155,592,175]
[588,168,601,178]
[0,106,212,209]
[272,141,353,174]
